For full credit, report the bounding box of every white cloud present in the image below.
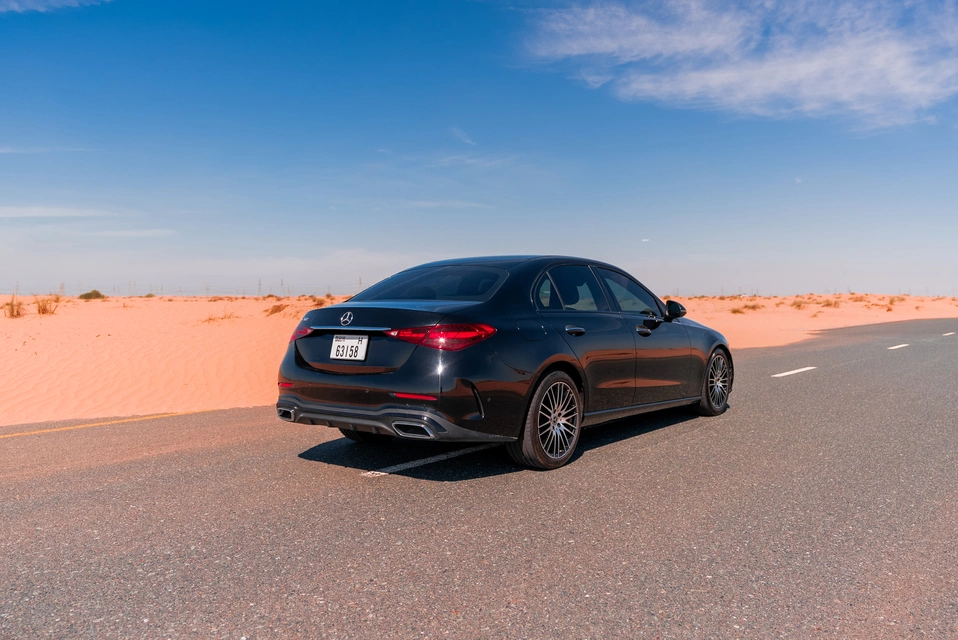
[0,206,117,218]
[430,153,517,168]
[404,200,491,209]
[530,0,958,126]
[0,146,87,153]
[88,229,175,238]
[451,126,477,145]
[0,0,109,11]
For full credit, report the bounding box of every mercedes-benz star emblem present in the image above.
[340,312,354,326]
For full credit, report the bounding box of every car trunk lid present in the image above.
[294,300,479,374]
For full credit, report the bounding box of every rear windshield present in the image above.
[350,265,508,302]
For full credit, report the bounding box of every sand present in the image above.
[2,292,957,427]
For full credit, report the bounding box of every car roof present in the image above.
[411,255,617,271]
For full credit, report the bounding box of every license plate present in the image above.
[330,334,369,361]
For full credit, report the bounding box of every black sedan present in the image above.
[277,256,732,469]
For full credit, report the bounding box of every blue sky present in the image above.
[2,0,958,297]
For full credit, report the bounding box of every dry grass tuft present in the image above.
[743,303,764,311]
[265,304,288,316]
[850,295,868,303]
[730,307,745,314]
[35,292,61,315]
[820,299,840,308]
[790,300,807,310]
[203,311,236,323]
[3,294,25,318]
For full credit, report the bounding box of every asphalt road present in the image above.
[2,319,957,638]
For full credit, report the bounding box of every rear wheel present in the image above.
[697,349,731,416]
[339,429,394,445]
[507,371,582,469]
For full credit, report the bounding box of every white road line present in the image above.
[887,344,909,350]
[360,443,500,477]
[771,367,817,378]
[944,332,955,336]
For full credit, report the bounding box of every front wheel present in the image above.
[507,371,582,469]
[697,349,731,416]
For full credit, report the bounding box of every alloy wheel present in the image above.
[537,380,579,460]
[708,353,730,408]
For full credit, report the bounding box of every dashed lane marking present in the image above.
[887,344,909,350]
[0,412,204,440]
[771,367,817,378]
[361,443,500,477]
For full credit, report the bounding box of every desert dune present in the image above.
[2,292,957,427]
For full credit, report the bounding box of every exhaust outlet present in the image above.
[392,421,434,439]
[277,407,295,421]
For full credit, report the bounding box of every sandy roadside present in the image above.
[2,292,957,427]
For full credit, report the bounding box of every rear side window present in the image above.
[351,266,507,302]
[595,268,660,315]
[544,265,610,312]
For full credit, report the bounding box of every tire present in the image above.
[339,428,394,445]
[697,349,731,416]
[507,371,582,469]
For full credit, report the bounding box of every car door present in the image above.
[593,267,692,405]
[536,265,635,413]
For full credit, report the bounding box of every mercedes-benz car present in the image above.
[277,256,732,469]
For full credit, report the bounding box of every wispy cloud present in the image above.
[0,0,110,12]
[88,229,175,238]
[0,146,88,153]
[404,199,491,209]
[530,1,958,126]
[430,153,517,168]
[0,206,117,218]
[450,126,477,145]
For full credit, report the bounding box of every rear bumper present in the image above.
[276,395,516,443]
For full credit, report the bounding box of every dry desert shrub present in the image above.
[820,299,840,308]
[850,295,868,303]
[3,294,24,318]
[743,303,763,311]
[35,293,61,315]
[790,300,807,310]
[265,304,288,316]
[203,311,236,323]
[730,307,745,314]
[78,289,106,300]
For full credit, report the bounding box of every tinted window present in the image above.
[546,265,610,312]
[535,276,562,310]
[595,268,659,315]
[352,266,507,302]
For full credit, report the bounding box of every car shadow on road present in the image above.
[298,407,705,481]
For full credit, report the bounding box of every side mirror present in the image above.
[666,300,687,320]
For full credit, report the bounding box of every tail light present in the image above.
[386,323,496,351]
[289,327,313,342]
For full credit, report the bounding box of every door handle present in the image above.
[636,326,652,337]
[565,325,586,336]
